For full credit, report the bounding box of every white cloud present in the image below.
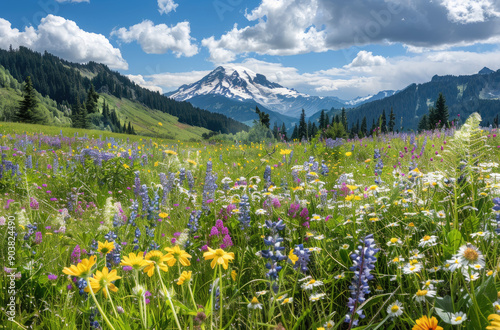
[126,74,164,93]
[111,20,198,57]
[202,0,500,62]
[344,51,387,68]
[202,0,328,63]
[133,50,500,99]
[158,0,178,15]
[441,0,500,23]
[0,15,128,70]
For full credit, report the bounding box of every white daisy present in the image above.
[456,244,485,268]
[387,300,404,318]
[301,279,324,290]
[414,289,436,302]
[247,297,262,309]
[403,262,422,275]
[309,293,326,301]
[418,235,438,247]
[449,312,467,325]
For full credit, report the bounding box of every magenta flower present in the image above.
[48,274,57,280]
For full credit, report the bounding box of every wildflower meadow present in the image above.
[1,113,500,330]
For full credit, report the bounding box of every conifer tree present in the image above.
[319,110,325,129]
[380,109,387,133]
[291,125,298,140]
[418,114,429,131]
[388,107,396,132]
[85,85,99,114]
[15,76,38,123]
[281,122,287,141]
[435,93,449,128]
[360,116,367,137]
[298,109,307,140]
[341,107,347,129]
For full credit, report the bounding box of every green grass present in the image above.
[99,94,210,140]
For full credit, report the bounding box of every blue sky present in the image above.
[1,0,500,99]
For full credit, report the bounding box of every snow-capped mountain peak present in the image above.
[168,66,348,117]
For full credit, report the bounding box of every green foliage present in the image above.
[323,122,346,139]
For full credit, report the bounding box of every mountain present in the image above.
[479,67,494,75]
[316,69,500,132]
[168,65,346,118]
[345,90,397,107]
[0,47,247,137]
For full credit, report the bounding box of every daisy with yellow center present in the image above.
[247,296,263,309]
[414,289,436,302]
[164,245,192,267]
[98,240,115,254]
[301,278,324,290]
[120,252,151,270]
[387,300,404,318]
[85,267,121,299]
[143,250,169,277]
[203,247,235,270]
[412,315,443,330]
[62,255,96,278]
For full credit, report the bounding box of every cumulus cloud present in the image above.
[135,50,500,99]
[158,0,178,15]
[0,15,128,70]
[441,0,500,23]
[111,20,198,57]
[126,74,164,93]
[202,0,500,62]
[344,51,387,68]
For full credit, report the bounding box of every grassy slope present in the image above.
[99,94,210,141]
[0,121,180,144]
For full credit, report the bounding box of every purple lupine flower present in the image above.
[209,226,219,237]
[48,274,57,280]
[345,234,379,328]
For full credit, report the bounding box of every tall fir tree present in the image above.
[325,114,330,129]
[280,122,287,141]
[435,93,449,128]
[307,121,312,139]
[418,114,429,131]
[360,116,367,137]
[341,107,347,129]
[380,109,387,133]
[85,84,99,114]
[319,110,325,129]
[298,109,307,140]
[388,107,396,132]
[291,125,298,140]
[15,76,38,123]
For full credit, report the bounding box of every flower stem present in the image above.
[156,265,182,330]
[87,278,116,330]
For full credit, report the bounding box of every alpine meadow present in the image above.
[1,1,500,330]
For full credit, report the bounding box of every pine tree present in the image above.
[325,114,330,128]
[85,84,99,114]
[307,121,312,139]
[281,122,287,141]
[435,93,449,128]
[360,116,367,137]
[388,107,396,132]
[80,102,90,129]
[319,110,325,129]
[71,100,81,128]
[15,76,38,123]
[272,122,279,139]
[428,106,438,129]
[341,107,347,129]
[255,106,270,128]
[311,122,318,138]
[370,119,376,135]
[298,109,307,140]
[380,109,387,133]
[291,125,298,140]
[418,114,429,131]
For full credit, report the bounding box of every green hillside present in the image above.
[99,94,209,140]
